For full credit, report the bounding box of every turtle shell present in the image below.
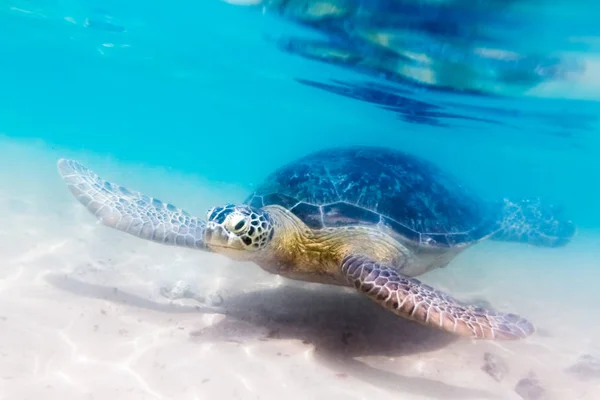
[245,146,500,247]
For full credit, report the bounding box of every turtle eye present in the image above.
[234,219,245,231]
[227,214,249,234]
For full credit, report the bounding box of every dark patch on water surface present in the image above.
[295,78,502,127]
[261,0,593,131]
[84,18,126,33]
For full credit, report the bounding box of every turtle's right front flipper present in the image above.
[341,254,535,340]
[57,159,209,250]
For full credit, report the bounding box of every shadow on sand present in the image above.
[46,273,501,399]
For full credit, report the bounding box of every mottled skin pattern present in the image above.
[58,159,209,250]
[341,255,533,340]
[56,147,573,340]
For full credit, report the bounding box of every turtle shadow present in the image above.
[46,274,500,399]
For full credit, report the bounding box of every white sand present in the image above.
[1,137,599,400]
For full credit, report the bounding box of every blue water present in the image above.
[1,1,600,399]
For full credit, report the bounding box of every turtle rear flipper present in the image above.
[57,159,209,250]
[493,197,576,248]
[340,254,534,340]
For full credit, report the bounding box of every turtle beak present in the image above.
[205,224,245,252]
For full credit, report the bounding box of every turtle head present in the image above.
[205,204,275,259]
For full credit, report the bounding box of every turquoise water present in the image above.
[1,1,600,399]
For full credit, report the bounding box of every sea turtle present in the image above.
[57,146,575,340]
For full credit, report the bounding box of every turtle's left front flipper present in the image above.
[340,255,534,340]
[57,159,210,251]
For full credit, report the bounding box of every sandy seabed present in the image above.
[1,138,599,400]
